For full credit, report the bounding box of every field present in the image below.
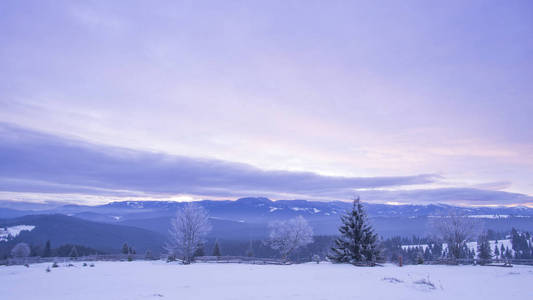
[1,261,532,300]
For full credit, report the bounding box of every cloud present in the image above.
[358,188,533,206]
[0,123,438,201]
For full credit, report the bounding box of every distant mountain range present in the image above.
[1,197,532,255]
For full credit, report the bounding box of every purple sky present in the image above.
[1,1,532,206]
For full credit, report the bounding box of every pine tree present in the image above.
[212,241,222,256]
[477,232,492,265]
[193,243,205,257]
[122,242,129,254]
[328,197,380,265]
[69,245,79,258]
[494,244,500,259]
[505,246,512,259]
[43,240,52,257]
[245,240,254,257]
[145,249,153,260]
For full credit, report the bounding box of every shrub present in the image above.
[312,254,320,264]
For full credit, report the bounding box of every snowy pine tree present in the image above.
[328,197,380,265]
[477,232,492,265]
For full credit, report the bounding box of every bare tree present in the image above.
[432,212,479,260]
[11,242,31,261]
[267,216,314,261]
[165,203,211,264]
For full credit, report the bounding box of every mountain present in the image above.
[0,214,165,257]
[1,198,532,240]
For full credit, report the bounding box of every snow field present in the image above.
[1,261,532,300]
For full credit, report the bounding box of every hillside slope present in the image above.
[0,214,165,256]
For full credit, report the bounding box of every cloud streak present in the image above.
[0,123,438,200]
[358,188,533,206]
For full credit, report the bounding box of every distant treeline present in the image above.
[2,229,531,264]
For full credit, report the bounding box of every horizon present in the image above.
[1,1,533,207]
[1,196,532,209]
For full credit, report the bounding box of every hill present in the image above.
[0,214,165,256]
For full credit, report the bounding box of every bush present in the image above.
[312,254,320,264]
[46,266,51,273]
[52,262,59,268]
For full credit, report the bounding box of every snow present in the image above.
[0,225,35,242]
[468,215,510,219]
[269,207,280,212]
[1,262,531,300]
[290,207,306,211]
[402,239,515,257]
[289,207,322,214]
[402,244,430,251]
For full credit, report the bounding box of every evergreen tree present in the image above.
[477,232,492,265]
[43,240,52,257]
[69,245,79,258]
[122,242,129,254]
[193,243,205,257]
[212,241,222,256]
[245,240,254,257]
[500,244,505,258]
[145,249,153,260]
[328,197,380,265]
[494,244,500,259]
[505,247,512,259]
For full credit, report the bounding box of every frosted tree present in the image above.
[11,242,31,258]
[433,212,478,260]
[267,215,314,261]
[165,203,211,264]
[328,197,380,265]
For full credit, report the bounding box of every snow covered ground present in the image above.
[1,261,532,300]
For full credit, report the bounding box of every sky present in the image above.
[1,0,532,206]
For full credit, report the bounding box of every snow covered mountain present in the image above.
[1,198,532,239]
